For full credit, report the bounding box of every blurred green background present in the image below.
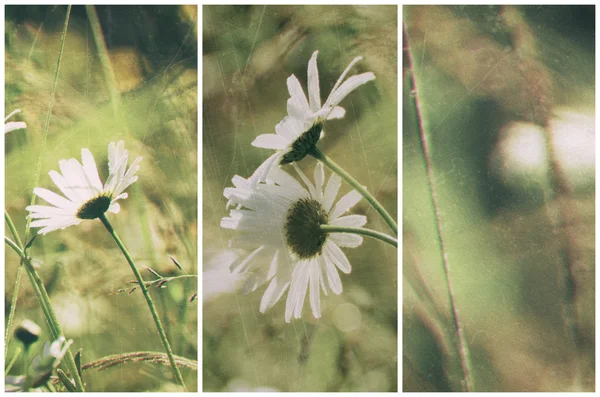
[403,5,594,391]
[5,5,197,392]
[203,5,397,392]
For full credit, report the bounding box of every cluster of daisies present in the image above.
[220,50,378,322]
[8,50,384,324]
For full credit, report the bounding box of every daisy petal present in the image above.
[313,162,324,201]
[5,109,21,122]
[307,51,321,112]
[5,121,27,133]
[324,56,364,107]
[285,260,310,322]
[81,149,103,193]
[323,255,343,294]
[330,214,367,228]
[48,170,81,204]
[309,259,321,318]
[326,106,346,120]
[248,152,283,188]
[328,232,363,248]
[330,190,362,220]
[324,241,352,274]
[260,274,291,313]
[33,188,77,211]
[293,163,316,198]
[113,156,142,197]
[326,72,375,109]
[275,116,304,142]
[286,75,311,120]
[26,205,73,218]
[230,246,264,274]
[252,134,290,150]
[322,173,342,213]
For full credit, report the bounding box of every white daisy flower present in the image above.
[26,141,142,235]
[221,161,366,322]
[249,50,375,184]
[5,109,27,133]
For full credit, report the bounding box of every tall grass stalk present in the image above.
[403,23,474,391]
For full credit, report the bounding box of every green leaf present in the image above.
[74,349,83,379]
[170,256,183,271]
[56,369,76,392]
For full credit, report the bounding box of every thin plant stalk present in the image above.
[5,347,21,375]
[4,211,25,355]
[4,237,85,392]
[404,23,474,391]
[98,214,187,390]
[5,237,56,337]
[25,4,71,239]
[320,225,397,248]
[308,146,398,236]
[6,4,72,364]
[5,264,23,356]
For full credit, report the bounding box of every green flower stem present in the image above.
[308,146,398,236]
[4,236,85,392]
[98,214,187,390]
[320,225,397,248]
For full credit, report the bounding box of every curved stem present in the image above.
[320,225,397,248]
[308,146,398,236]
[98,214,187,390]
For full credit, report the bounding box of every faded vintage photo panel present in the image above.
[203,5,397,392]
[5,5,197,392]
[403,5,594,392]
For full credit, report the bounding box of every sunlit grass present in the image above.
[5,5,197,392]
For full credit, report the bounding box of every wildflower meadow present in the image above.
[5,5,198,392]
